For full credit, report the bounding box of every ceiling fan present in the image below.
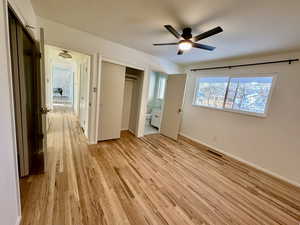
[153,25,223,55]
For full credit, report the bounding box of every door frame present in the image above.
[43,43,99,144]
[2,0,38,217]
[143,70,169,135]
[8,5,45,176]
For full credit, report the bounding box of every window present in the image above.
[157,76,166,99]
[224,77,273,114]
[193,76,275,116]
[194,77,229,109]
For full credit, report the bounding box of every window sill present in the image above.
[191,104,268,118]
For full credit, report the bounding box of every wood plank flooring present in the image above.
[20,111,300,225]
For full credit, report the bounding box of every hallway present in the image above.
[20,112,300,225]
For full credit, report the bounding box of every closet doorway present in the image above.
[98,61,144,141]
[121,68,143,135]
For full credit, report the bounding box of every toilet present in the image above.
[145,113,152,125]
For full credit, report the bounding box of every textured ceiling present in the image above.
[32,0,300,64]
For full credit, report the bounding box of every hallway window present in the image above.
[52,66,74,106]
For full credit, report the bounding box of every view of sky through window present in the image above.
[194,77,229,109]
[194,76,274,115]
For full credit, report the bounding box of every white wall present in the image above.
[181,52,300,186]
[37,17,181,74]
[0,1,37,225]
[8,0,38,41]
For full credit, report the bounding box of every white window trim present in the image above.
[192,74,278,118]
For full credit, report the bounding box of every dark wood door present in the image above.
[8,8,45,176]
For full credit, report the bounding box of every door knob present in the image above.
[41,107,50,114]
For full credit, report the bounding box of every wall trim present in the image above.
[15,216,22,225]
[102,57,145,72]
[3,0,22,218]
[179,132,300,188]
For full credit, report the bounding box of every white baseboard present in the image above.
[15,216,21,225]
[88,140,97,145]
[179,133,300,188]
[128,128,136,136]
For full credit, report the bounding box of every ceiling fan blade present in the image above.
[153,43,178,46]
[177,50,183,55]
[194,26,223,42]
[192,43,216,51]
[164,25,181,39]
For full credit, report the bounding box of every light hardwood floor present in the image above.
[20,111,300,225]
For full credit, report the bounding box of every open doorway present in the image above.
[121,67,144,135]
[45,45,91,136]
[144,72,187,140]
[144,71,167,135]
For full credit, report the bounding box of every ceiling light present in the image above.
[178,40,192,51]
[59,50,72,59]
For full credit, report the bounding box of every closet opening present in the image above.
[121,67,144,136]
[98,61,144,141]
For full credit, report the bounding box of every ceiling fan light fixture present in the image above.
[59,50,72,59]
[178,40,192,51]
[153,25,223,55]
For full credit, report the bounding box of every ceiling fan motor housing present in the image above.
[153,25,222,54]
[182,27,192,39]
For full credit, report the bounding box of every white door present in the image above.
[98,61,125,141]
[79,60,91,136]
[160,74,186,140]
[79,64,86,128]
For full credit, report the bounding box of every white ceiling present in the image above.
[45,45,89,63]
[31,0,300,65]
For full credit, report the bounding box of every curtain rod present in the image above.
[190,58,299,72]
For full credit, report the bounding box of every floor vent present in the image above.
[207,149,223,158]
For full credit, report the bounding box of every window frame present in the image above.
[157,75,167,100]
[192,76,230,110]
[192,74,277,118]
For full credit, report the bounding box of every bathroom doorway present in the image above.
[144,71,167,135]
